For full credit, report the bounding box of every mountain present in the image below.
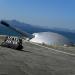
[0,20,75,43]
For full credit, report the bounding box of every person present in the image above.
[18,38,22,45]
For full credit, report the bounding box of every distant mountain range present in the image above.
[0,20,75,43]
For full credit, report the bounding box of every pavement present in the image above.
[0,41,75,75]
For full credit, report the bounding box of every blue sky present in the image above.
[0,0,75,29]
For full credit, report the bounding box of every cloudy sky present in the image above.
[0,0,75,29]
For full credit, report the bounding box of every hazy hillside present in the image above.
[0,20,75,43]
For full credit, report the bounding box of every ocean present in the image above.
[0,24,75,43]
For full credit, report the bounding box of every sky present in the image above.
[0,0,75,29]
